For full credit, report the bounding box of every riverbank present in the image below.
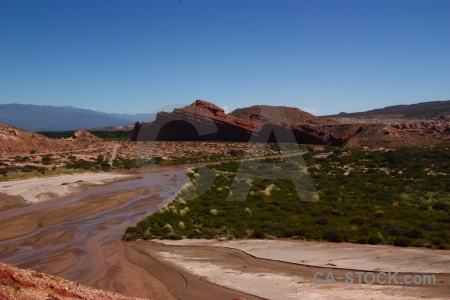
[126,239,450,300]
[0,171,137,208]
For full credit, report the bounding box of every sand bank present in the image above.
[127,240,450,300]
[153,239,450,273]
[0,172,135,206]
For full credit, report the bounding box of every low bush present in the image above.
[124,145,450,249]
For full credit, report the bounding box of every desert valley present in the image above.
[2,1,449,298]
[0,100,449,299]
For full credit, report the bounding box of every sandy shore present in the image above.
[127,239,450,300]
[154,239,450,273]
[125,242,261,300]
[0,172,135,206]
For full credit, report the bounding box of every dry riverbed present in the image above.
[0,172,136,208]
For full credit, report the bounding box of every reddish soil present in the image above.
[0,262,146,300]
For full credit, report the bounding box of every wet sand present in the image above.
[0,186,159,241]
[153,239,450,273]
[127,240,450,300]
[125,242,260,300]
[0,193,28,211]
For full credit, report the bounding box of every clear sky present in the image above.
[0,0,449,116]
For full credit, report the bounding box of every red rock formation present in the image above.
[132,100,362,145]
[131,100,450,147]
[132,100,253,142]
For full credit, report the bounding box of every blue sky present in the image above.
[0,0,449,116]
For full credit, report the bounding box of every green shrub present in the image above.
[123,145,450,249]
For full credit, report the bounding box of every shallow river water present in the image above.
[0,166,189,297]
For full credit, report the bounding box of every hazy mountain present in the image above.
[0,104,155,131]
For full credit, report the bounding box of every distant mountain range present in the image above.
[0,104,155,131]
[323,100,450,119]
[1,99,449,133]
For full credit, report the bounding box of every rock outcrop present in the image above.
[132,100,362,145]
[343,121,450,148]
[229,105,319,126]
[325,112,450,148]
[133,100,255,142]
[131,100,450,147]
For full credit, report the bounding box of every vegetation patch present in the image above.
[125,145,450,249]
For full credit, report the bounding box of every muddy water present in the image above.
[0,166,189,298]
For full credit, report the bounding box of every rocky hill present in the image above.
[0,262,144,300]
[316,100,450,147]
[131,100,450,148]
[71,130,104,143]
[132,100,255,142]
[229,105,319,126]
[132,100,361,145]
[0,124,102,156]
[345,122,450,148]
